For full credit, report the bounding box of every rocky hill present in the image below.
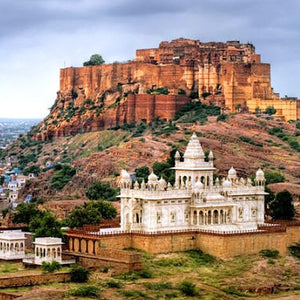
[2,109,299,203]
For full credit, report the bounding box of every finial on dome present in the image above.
[192,123,196,133]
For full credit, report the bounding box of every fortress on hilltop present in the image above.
[36,38,299,140]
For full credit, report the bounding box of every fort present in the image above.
[36,38,299,140]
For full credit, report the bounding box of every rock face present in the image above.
[36,38,279,140]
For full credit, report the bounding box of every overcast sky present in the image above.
[0,0,299,118]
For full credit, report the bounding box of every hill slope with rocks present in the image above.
[1,110,299,204]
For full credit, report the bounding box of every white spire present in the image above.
[183,133,205,161]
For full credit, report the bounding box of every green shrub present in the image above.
[146,87,169,95]
[178,281,197,296]
[186,249,215,264]
[189,91,199,99]
[288,242,300,258]
[178,88,186,95]
[85,181,119,201]
[106,280,123,288]
[264,106,277,115]
[239,136,263,147]
[41,261,61,273]
[217,113,228,122]
[174,102,220,123]
[132,122,147,137]
[70,266,90,282]
[51,164,76,190]
[69,285,99,298]
[71,89,78,99]
[264,171,285,185]
[138,268,153,278]
[223,286,247,296]
[259,249,279,258]
[143,281,173,290]
[122,290,147,298]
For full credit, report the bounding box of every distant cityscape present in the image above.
[0,118,40,149]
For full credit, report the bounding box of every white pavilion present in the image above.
[0,230,26,260]
[119,132,266,232]
[22,237,75,266]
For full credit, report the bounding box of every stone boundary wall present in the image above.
[0,293,21,300]
[67,223,300,260]
[0,272,70,288]
[65,250,141,275]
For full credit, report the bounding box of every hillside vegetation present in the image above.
[3,251,300,299]
[1,106,299,202]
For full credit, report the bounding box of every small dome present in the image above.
[175,151,180,159]
[121,169,130,181]
[158,177,167,188]
[134,182,139,190]
[255,168,265,181]
[208,150,214,159]
[194,180,204,189]
[148,172,158,182]
[222,178,232,187]
[228,166,236,176]
[256,168,264,177]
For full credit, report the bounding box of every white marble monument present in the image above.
[119,132,266,233]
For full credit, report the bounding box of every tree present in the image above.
[269,190,295,220]
[85,182,119,201]
[29,212,63,238]
[264,106,276,115]
[13,203,43,224]
[135,166,150,183]
[65,200,117,228]
[264,171,285,185]
[23,165,41,176]
[83,54,105,66]
[152,161,175,184]
[265,186,275,211]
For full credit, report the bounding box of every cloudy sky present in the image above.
[0,0,299,119]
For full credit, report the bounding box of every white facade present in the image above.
[119,133,266,233]
[33,237,63,265]
[0,231,26,260]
